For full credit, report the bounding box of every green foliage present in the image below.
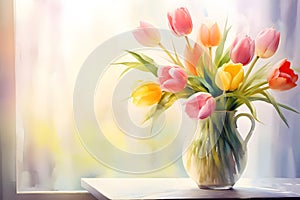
[119,50,158,76]
[214,19,231,68]
[116,20,299,127]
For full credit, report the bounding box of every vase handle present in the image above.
[234,113,255,146]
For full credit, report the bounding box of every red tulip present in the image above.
[268,59,298,91]
[167,7,193,37]
[230,34,255,65]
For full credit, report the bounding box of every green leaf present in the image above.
[187,76,208,92]
[142,104,164,124]
[260,91,289,127]
[214,19,231,67]
[125,50,158,76]
[139,52,155,64]
[171,41,184,67]
[175,87,195,99]
[244,81,268,96]
[242,62,270,91]
[142,92,177,124]
[113,62,149,77]
[248,96,300,114]
[222,92,259,121]
[195,50,210,76]
[202,67,223,97]
[216,48,230,68]
[199,77,214,94]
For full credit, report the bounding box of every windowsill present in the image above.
[81,178,300,199]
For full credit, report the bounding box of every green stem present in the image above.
[258,86,270,91]
[214,92,226,102]
[158,43,177,64]
[245,85,270,96]
[243,56,259,85]
[184,36,191,49]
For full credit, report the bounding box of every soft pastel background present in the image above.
[12,0,300,191]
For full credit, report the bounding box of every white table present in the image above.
[81,178,300,199]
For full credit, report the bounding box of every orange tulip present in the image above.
[199,23,221,47]
[183,43,208,75]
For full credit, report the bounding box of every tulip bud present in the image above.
[158,66,188,93]
[255,27,280,58]
[167,7,193,37]
[215,63,244,91]
[131,82,162,106]
[133,21,161,47]
[183,43,209,76]
[185,92,216,119]
[199,23,221,47]
[230,34,255,65]
[268,59,298,91]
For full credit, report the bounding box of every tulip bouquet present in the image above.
[117,7,299,188]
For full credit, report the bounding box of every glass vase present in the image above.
[182,110,255,190]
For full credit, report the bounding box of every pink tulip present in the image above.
[158,66,188,93]
[133,21,161,47]
[268,59,298,91]
[185,92,216,119]
[255,27,280,58]
[167,7,193,37]
[230,34,255,65]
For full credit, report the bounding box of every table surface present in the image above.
[81,178,300,199]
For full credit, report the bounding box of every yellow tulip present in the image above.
[215,63,244,91]
[131,82,162,106]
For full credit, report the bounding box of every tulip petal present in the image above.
[209,23,221,46]
[185,92,215,119]
[269,77,297,91]
[268,58,298,91]
[255,27,280,58]
[167,7,193,36]
[215,70,231,91]
[131,82,162,106]
[198,97,216,119]
[199,24,210,47]
[158,66,187,93]
[133,21,161,47]
[231,69,244,91]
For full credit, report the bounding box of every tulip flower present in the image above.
[215,63,244,91]
[255,27,280,58]
[268,59,298,91]
[199,23,221,47]
[132,21,161,47]
[183,43,208,75]
[167,7,193,37]
[230,34,255,65]
[131,82,162,106]
[158,65,188,93]
[185,92,216,119]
